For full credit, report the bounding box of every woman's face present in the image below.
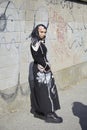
[38,26,47,40]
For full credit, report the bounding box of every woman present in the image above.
[29,24,63,123]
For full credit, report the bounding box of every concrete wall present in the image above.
[0,0,87,113]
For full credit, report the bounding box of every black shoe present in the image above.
[30,108,46,120]
[52,112,61,118]
[45,113,63,123]
[30,108,35,114]
[34,111,46,120]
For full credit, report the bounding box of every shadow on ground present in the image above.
[72,102,87,130]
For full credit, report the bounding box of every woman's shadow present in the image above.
[72,102,87,130]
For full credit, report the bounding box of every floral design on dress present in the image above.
[36,71,51,84]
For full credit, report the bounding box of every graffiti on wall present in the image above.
[60,0,73,9]
[45,0,87,9]
[45,0,59,5]
[0,1,10,32]
[45,0,73,9]
[0,0,21,101]
[48,2,87,65]
[0,0,20,49]
[0,0,87,101]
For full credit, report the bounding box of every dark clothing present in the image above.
[30,41,50,71]
[29,62,60,115]
[29,40,60,115]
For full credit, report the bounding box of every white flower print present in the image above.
[36,72,51,84]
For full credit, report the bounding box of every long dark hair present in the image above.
[31,24,47,41]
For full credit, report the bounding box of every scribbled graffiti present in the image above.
[48,6,87,65]
[68,37,83,49]
[49,8,67,43]
[0,0,20,94]
[67,24,87,53]
[45,0,73,9]
[60,0,73,9]
[0,1,10,32]
[56,16,67,43]
[45,0,59,5]
[0,0,30,102]
[45,0,87,9]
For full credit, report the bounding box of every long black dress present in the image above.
[29,40,60,115]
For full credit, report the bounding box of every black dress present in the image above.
[29,40,60,115]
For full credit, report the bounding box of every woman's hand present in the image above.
[37,64,45,72]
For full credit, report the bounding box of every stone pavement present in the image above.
[0,79,87,130]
